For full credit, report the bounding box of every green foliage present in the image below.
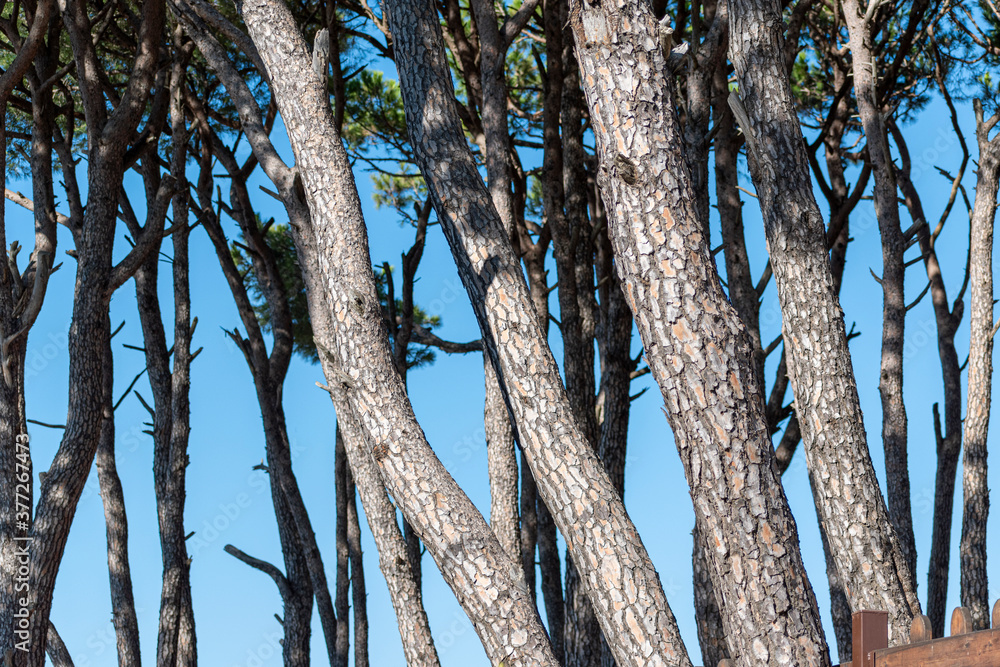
[231,223,319,363]
[374,265,442,371]
[231,224,442,371]
[343,70,413,161]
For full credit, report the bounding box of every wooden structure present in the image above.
[852,601,1000,667]
[716,599,1000,667]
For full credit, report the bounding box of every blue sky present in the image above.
[9,68,1000,667]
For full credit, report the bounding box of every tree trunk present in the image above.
[0,3,55,658]
[238,2,558,662]
[332,402,440,667]
[467,0,523,573]
[384,0,698,660]
[960,100,999,632]
[485,360,521,563]
[139,42,198,666]
[890,118,966,639]
[96,319,142,666]
[567,0,831,663]
[23,0,166,661]
[175,10,441,659]
[692,525,728,667]
[335,428,351,667]
[346,465,369,667]
[728,0,920,642]
[543,0,603,659]
[841,0,916,589]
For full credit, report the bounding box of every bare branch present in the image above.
[4,189,72,228]
[224,544,293,602]
[106,176,176,299]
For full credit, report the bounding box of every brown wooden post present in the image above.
[908,614,932,643]
[852,610,888,667]
[993,599,1000,629]
[951,606,974,636]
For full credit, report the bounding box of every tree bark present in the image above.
[238,1,558,663]
[45,623,74,667]
[23,0,166,661]
[567,0,831,663]
[960,100,999,632]
[692,525,728,667]
[841,0,916,589]
[485,361,522,562]
[728,0,920,642]
[335,428,351,667]
[384,0,699,661]
[346,464,369,667]
[96,319,142,667]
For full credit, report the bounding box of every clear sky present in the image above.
[10,65,1000,667]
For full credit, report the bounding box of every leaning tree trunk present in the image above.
[172,7,442,660]
[566,0,832,663]
[384,0,702,662]
[95,318,142,666]
[841,0,916,588]
[727,0,920,643]
[23,1,168,662]
[960,100,1000,632]
[0,3,56,660]
[238,2,558,663]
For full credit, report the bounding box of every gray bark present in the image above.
[728,0,920,642]
[96,318,142,667]
[960,100,1000,632]
[238,1,558,662]
[335,428,351,667]
[385,0,697,661]
[841,0,916,589]
[346,464,368,667]
[567,0,835,662]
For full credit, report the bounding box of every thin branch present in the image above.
[4,189,72,228]
[906,281,932,312]
[224,544,293,602]
[26,419,65,429]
